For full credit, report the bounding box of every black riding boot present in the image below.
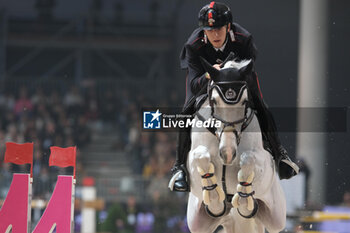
[275,145,299,180]
[169,127,192,192]
[262,133,299,180]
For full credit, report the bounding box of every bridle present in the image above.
[195,80,254,144]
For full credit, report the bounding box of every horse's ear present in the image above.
[199,56,220,81]
[239,60,254,76]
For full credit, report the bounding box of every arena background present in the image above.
[0,0,349,232]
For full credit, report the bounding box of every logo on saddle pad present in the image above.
[143,109,162,129]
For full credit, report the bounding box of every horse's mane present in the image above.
[222,59,252,70]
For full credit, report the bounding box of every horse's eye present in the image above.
[211,98,217,105]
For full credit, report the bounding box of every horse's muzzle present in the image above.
[219,147,236,165]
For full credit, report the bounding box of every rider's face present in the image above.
[204,24,230,49]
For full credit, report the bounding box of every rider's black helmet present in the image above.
[198,2,232,30]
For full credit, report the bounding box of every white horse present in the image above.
[186,57,286,233]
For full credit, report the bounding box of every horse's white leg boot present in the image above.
[232,152,258,218]
[197,164,225,205]
[193,146,225,217]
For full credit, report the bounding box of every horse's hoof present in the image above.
[237,199,259,219]
[205,202,227,218]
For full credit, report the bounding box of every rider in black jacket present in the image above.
[169,1,299,192]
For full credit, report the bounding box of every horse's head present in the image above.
[200,55,254,165]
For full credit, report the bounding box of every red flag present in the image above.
[49,146,76,168]
[4,142,33,165]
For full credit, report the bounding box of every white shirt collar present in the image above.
[213,39,228,52]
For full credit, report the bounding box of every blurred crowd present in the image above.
[0,84,93,198]
[95,195,188,233]
[0,81,189,232]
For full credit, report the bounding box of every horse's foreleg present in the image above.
[192,146,226,217]
[197,163,225,206]
[231,152,258,218]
